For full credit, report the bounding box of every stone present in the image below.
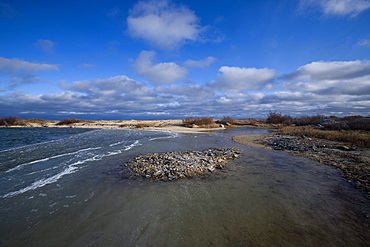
[124,148,241,181]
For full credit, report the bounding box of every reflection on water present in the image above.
[1,128,369,246]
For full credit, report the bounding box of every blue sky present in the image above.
[1,0,370,120]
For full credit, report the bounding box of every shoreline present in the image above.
[1,119,231,133]
[233,133,370,199]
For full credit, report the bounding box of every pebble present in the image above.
[124,148,241,181]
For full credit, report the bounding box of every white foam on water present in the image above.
[110,141,126,147]
[2,164,79,198]
[2,132,148,199]
[5,147,101,173]
[123,140,141,151]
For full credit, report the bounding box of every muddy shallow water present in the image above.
[1,128,369,246]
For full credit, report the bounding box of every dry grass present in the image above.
[278,126,370,148]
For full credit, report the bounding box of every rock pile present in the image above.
[124,148,241,181]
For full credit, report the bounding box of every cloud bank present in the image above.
[1,57,369,119]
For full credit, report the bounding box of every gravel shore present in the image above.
[233,133,370,198]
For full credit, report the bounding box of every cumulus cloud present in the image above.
[284,60,370,95]
[0,57,59,73]
[60,75,152,98]
[212,66,276,92]
[127,0,204,49]
[1,60,370,119]
[300,0,370,17]
[285,60,370,81]
[133,50,188,85]
[34,39,58,54]
[184,57,216,68]
[155,84,214,100]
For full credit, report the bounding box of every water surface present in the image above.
[0,127,369,246]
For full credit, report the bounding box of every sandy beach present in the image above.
[14,119,230,133]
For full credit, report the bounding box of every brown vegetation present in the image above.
[216,116,235,126]
[265,112,370,148]
[56,118,87,125]
[277,126,370,148]
[0,116,21,126]
[182,117,218,128]
[266,111,326,125]
[322,116,370,131]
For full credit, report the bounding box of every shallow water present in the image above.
[0,127,369,246]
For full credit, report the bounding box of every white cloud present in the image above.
[0,57,59,87]
[300,0,370,17]
[0,57,59,73]
[284,60,370,95]
[184,57,216,68]
[34,39,58,54]
[155,84,214,100]
[127,0,204,49]
[286,60,370,81]
[133,50,188,85]
[60,75,152,98]
[212,66,276,92]
[80,63,95,68]
[358,39,370,47]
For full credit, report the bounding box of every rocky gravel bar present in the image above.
[124,148,241,181]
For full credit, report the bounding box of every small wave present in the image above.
[5,147,101,173]
[2,153,103,199]
[3,165,78,198]
[149,132,179,141]
[123,140,141,151]
[109,141,126,147]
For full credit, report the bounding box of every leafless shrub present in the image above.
[0,116,21,126]
[323,117,370,131]
[291,115,326,126]
[216,116,234,126]
[182,117,214,127]
[135,123,146,128]
[56,118,85,125]
[266,111,292,124]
